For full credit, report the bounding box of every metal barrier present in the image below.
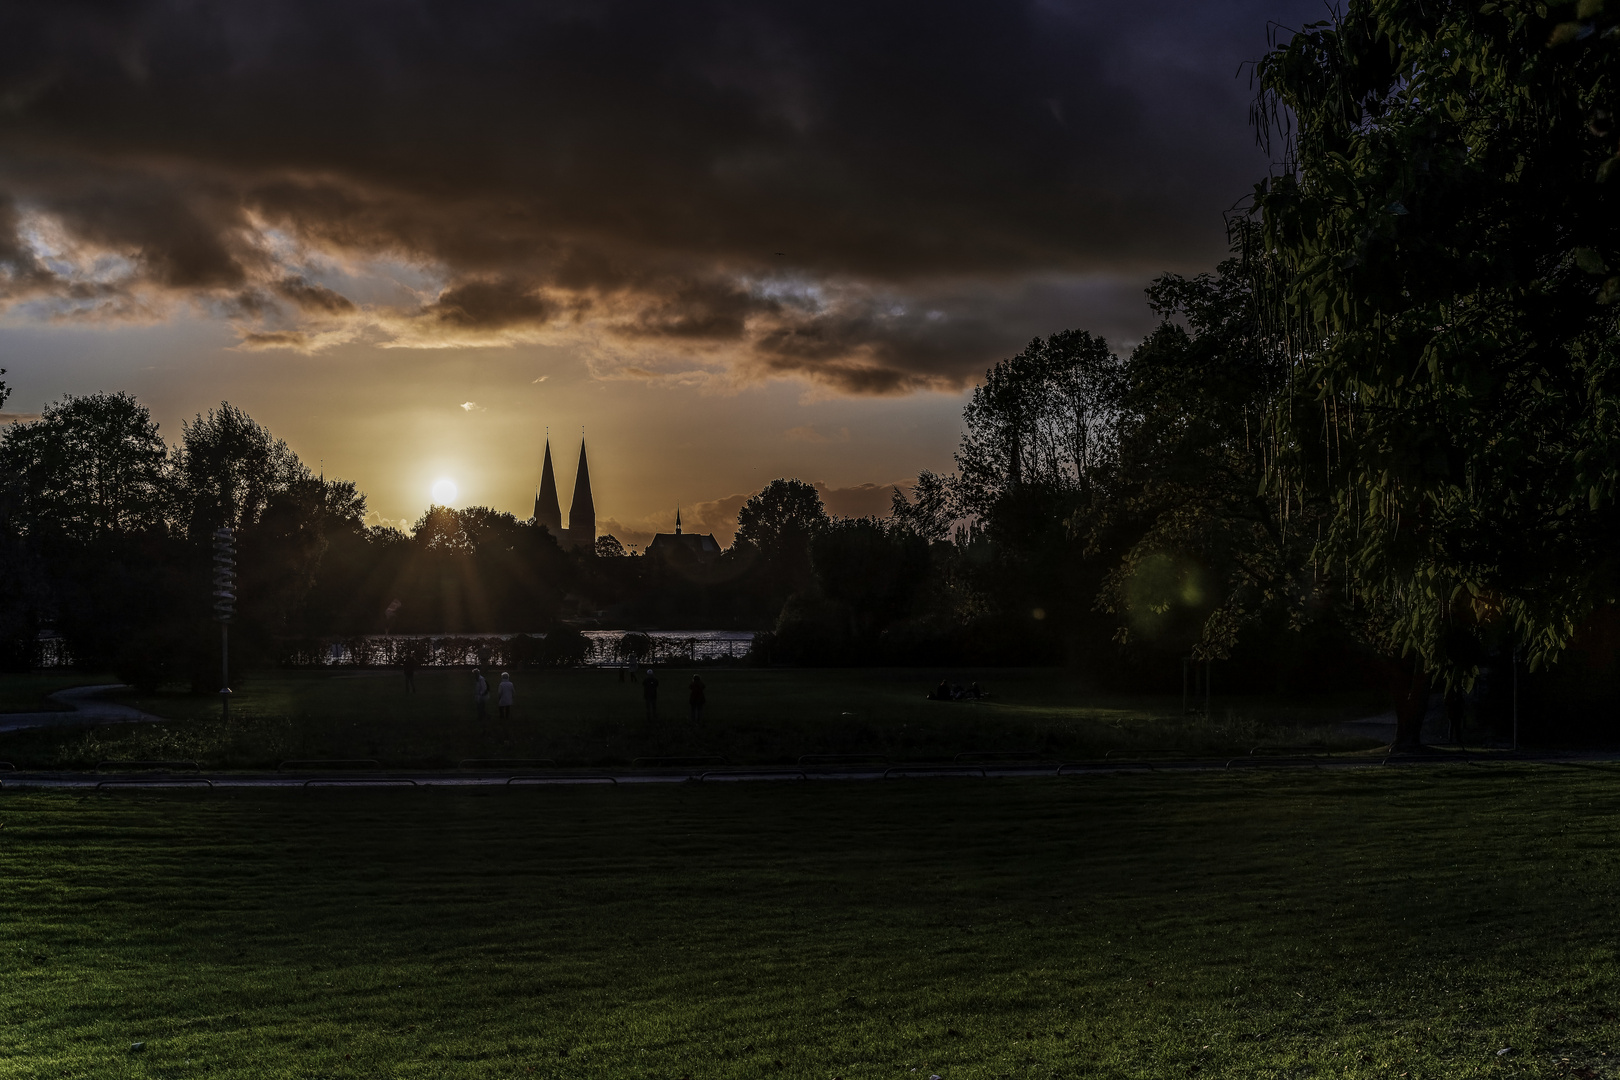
[1056,760,1158,775]
[96,778,213,789]
[953,750,1042,762]
[279,759,381,771]
[697,770,808,782]
[630,756,728,768]
[458,758,557,770]
[97,760,201,772]
[302,777,417,787]
[882,764,988,779]
[797,754,889,767]
[1225,756,1325,770]
[505,775,618,785]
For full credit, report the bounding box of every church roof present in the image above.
[568,441,594,522]
[534,439,562,528]
[646,531,722,558]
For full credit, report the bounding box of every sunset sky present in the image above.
[0,0,1317,549]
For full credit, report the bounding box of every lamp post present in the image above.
[212,527,236,723]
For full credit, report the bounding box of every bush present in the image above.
[539,625,589,667]
[771,594,853,665]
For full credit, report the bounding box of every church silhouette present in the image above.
[533,439,595,552]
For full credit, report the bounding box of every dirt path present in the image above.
[0,684,167,734]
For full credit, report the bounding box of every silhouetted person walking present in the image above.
[643,668,659,722]
[473,668,489,721]
[403,652,417,693]
[689,675,706,722]
[497,671,514,720]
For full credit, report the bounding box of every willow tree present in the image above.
[1253,0,1620,743]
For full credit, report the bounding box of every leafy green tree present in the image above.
[1095,258,1316,663]
[1253,0,1620,742]
[172,403,307,541]
[955,330,1123,518]
[810,517,932,644]
[0,392,185,676]
[937,332,1127,665]
[734,479,828,600]
[0,392,169,539]
[888,471,956,543]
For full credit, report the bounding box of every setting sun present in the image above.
[431,477,458,505]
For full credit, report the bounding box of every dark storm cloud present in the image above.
[0,0,1317,389]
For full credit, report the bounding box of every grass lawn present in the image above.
[0,667,1388,769]
[3,768,1618,1078]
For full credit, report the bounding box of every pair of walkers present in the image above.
[472,668,515,720]
[641,670,707,722]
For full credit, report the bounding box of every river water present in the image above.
[290,630,757,667]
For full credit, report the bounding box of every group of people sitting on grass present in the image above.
[928,679,985,702]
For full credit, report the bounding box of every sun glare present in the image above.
[431,478,458,505]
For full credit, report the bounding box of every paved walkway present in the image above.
[0,684,167,734]
[4,751,1616,790]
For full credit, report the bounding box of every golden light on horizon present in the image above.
[431,477,458,505]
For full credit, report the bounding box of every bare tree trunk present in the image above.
[1390,659,1429,750]
[1444,687,1465,745]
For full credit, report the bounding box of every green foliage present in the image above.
[811,517,931,641]
[538,623,589,666]
[0,392,170,539]
[955,329,1122,518]
[1253,0,1620,682]
[1094,258,1317,661]
[733,478,828,601]
[173,403,308,542]
[887,470,956,542]
[734,478,827,556]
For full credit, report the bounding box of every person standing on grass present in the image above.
[689,674,706,722]
[473,668,489,721]
[497,671,514,720]
[643,667,659,722]
[403,651,417,693]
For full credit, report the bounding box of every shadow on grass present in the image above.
[0,666,1389,769]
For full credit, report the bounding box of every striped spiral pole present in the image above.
[212,527,236,621]
[212,527,235,722]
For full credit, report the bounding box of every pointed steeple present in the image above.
[534,439,563,537]
[567,440,595,551]
[675,507,682,535]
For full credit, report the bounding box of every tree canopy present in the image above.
[1253,0,1620,703]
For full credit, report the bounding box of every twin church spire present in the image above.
[533,438,595,552]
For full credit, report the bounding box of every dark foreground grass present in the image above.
[4,768,1620,1078]
[0,667,1387,768]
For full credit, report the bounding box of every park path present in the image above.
[0,684,167,734]
[7,752,1619,791]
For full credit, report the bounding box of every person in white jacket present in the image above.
[497,671,515,720]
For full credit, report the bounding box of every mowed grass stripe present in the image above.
[1,769,1617,1077]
